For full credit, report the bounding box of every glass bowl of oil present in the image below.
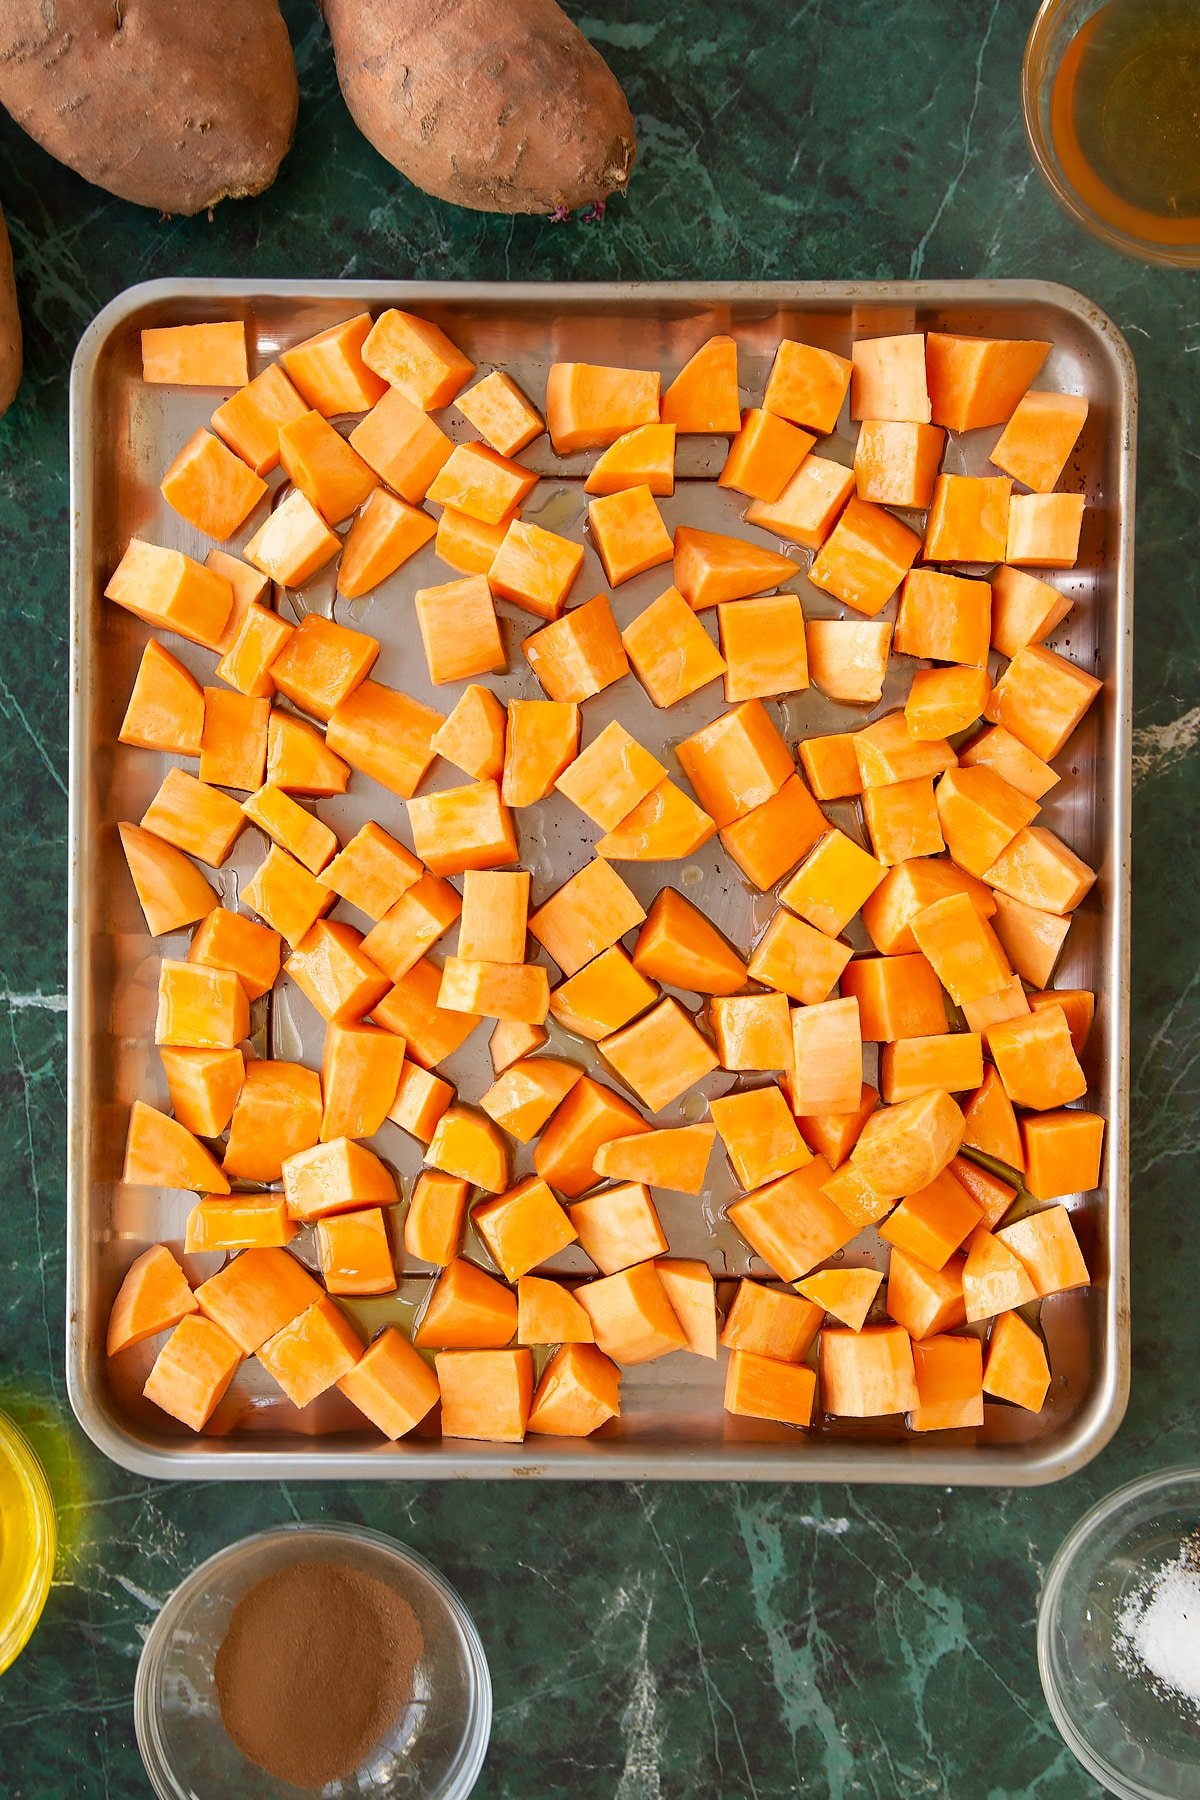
[0,1411,56,1674]
[1023,0,1200,266]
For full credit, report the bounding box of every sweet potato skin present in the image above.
[0,2,298,215]
[0,206,20,419]
[321,0,637,214]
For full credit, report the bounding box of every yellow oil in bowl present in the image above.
[0,1412,56,1675]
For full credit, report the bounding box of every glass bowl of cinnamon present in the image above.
[135,1523,492,1799]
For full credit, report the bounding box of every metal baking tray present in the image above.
[67,281,1133,1483]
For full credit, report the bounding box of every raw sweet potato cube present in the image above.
[850,1089,965,1204]
[474,1176,578,1282]
[575,1263,688,1364]
[989,1005,1087,1110]
[850,334,931,423]
[962,1226,1038,1322]
[527,1343,622,1436]
[106,538,233,649]
[905,665,992,740]
[243,844,336,945]
[925,333,1050,432]
[727,1157,855,1281]
[724,1350,817,1429]
[523,594,629,702]
[852,713,956,790]
[632,889,746,995]
[160,428,267,540]
[438,958,549,1026]
[719,772,827,889]
[414,575,505,685]
[502,699,580,806]
[390,1064,455,1144]
[879,1165,983,1269]
[1006,493,1086,568]
[534,1076,649,1197]
[585,421,676,498]
[960,975,1030,1047]
[780,830,886,937]
[408,780,518,875]
[456,370,544,456]
[886,1248,967,1340]
[676,699,793,829]
[949,1155,1017,1237]
[745,455,856,550]
[794,1082,878,1169]
[661,334,741,432]
[910,891,1012,1005]
[217,605,295,701]
[989,565,1074,660]
[189,906,281,1002]
[910,1333,984,1431]
[982,1311,1050,1411]
[199,689,269,793]
[529,857,645,977]
[555,721,665,831]
[795,1267,882,1333]
[809,496,921,618]
[156,959,249,1050]
[987,639,1101,764]
[337,490,437,599]
[489,518,584,621]
[280,313,387,416]
[224,1061,322,1183]
[267,711,348,799]
[414,1259,518,1349]
[244,490,341,588]
[589,485,674,586]
[924,474,1011,563]
[595,779,716,862]
[747,910,852,1006]
[427,1103,511,1192]
[455,869,529,965]
[997,1204,1089,1298]
[160,1045,245,1137]
[790,996,862,1116]
[142,320,247,387]
[798,733,862,802]
[821,1325,919,1416]
[672,525,799,610]
[718,593,809,701]
[935,765,1038,877]
[721,1280,822,1363]
[489,1020,547,1074]
[278,409,377,525]
[719,408,814,503]
[374,958,480,1069]
[805,619,892,705]
[861,856,995,955]
[205,549,269,643]
[992,389,1088,494]
[1029,989,1095,1055]
[120,640,205,757]
[320,822,421,921]
[763,339,852,433]
[107,1244,198,1355]
[143,1315,242,1431]
[348,387,455,502]
[433,684,506,783]
[282,1137,398,1224]
[840,953,947,1041]
[621,585,726,708]
[142,767,245,868]
[435,506,513,577]
[1020,1109,1104,1200]
[285,920,392,1022]
[436,1349,534,1442]
[983,825,1096,915]
[592,1124,715,1196]
[991,890,1072,988]
[544,363,661,453]
[316,1208,396,1297]
[710,1085,811,1190]
[517,1275,595,1346]
[569,1182,666,1275]
[894,569,991,667]
[320,1021,406,1141]
[119,822,217,937]
[269,614,380,723]
[337,1327,439,1439]
[185,1196,297,1254]
[710,993,793,1071]
[194,1246,322,1354]
[600,997,719,1113]
[211,363,308,475]
[959,725,1060,803]
[863,776,945,865]
[427,442,537,524]
[404,1169,469,1263]
[361,308,474,408]
[242,784,337,875]
[479,1055,583,1142]
[820,1160,893,1230]
[853,420,945,509]
[549,946,658,1040]
[962,1066,1024,1171]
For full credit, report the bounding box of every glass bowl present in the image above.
[1038,1467,1200,1799]
[135,1524,491,1800]
[1022,0,1200,267]
[0,1411,56,1675]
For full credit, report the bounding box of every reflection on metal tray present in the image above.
[68,281,1133,1482]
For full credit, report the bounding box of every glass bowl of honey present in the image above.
[0,1410,56,1675]
[1023,0,1200,265]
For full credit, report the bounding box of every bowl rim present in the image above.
[134,1521,492,1800]
[1021,0,1200,269]
[1037,1464,1200,1800]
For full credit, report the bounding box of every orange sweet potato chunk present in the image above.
[224,1060,322,1182]
[106,538,233,649]
[584,423,676,498]
[549,946,658,1041]
[474,1176,578,1281]
[374,958,480,1070]
[806,619,892,705]
[427,1103,511,1193]
[851,334,931,423]
[282,1138,398,1223]
[544,362,661,454]
[529,857,645,977]
[337,490,437,599]
[676,698,793,828]
[143,1315,242,1432]
[595,780,716,862]
[719,593,809,701]
[991,391,1088,494]
[456,371,544,457]
[600,996,719,1114]
[404,1169,470,1264]
[555,720,665,831]
[1020,1108,1104,1200]
[763,339,852,433]
[320,1021,406,1141]
[244,490,342,588]
[408,780,518,876]
[910,1333,984,1431]
[821,1325,919,1416]
[517,1276,595,1346]
[278,409,377,525]
[119,822,217,937]
[212,363,308,475]
[534,1075,649,1198]
[724,1350,817,1430]
[434,684,507,783]
[414,1258,517,1349]
[259,1295,364,1408]
[337,1326,440,1439]
[528,1343,622,1436]
[621,586,727,708]
[280,313,387,416]
[107,1244,198,1355]
[160,427,266,541]
[982,1310,1050,1411]
[489,519,585,620]
[727,1157,855,1281]
[925,333,1050,432]
[142,321,249,388]
[523,595,629,703]
[719,408,814,503]
[672,525,798,610]
[194,1247,322,1354]
[593,1123,715,1195]
[853,420,945,509]
[576,1262,688,1364]
[348,388,454,503]
[746,455,855,551]
[427,442,538,524]
[661,335,741,433]
[159,1046,245,1138]
[361,308,474,408]
[436,1348,534,1442]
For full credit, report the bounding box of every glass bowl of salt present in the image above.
[1039,1467,1200,1799]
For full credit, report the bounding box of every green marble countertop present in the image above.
[0,2,1196,1793]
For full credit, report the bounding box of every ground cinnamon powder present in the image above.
[214,1559,424,1790]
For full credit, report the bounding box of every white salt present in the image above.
[1114,1549,1200,1714]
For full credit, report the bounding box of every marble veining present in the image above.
[0,0,1196,1794]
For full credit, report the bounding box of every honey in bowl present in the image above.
[1050,0,1200,247]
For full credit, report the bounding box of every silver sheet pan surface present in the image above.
[68,281,1133,1482]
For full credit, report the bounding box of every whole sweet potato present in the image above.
[0,205,20,418]
[322,0,636,214]
[0,1,298,215]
